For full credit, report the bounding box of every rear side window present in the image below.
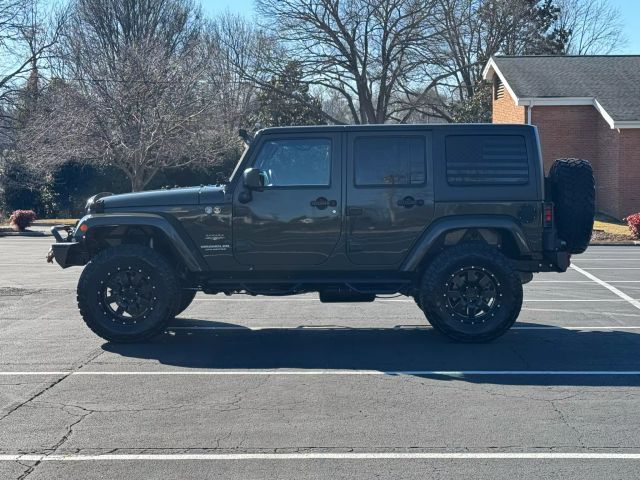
[354,136,425,186]
[445,135,528,186]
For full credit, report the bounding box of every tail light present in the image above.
[543,202,554,227]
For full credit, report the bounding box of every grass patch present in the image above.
[1,218,78,228]
[33,219,78,225]
[594,213,631,236]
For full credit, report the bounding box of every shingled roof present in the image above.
[483,55,640,128]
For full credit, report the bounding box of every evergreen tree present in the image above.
[257,61,326,127]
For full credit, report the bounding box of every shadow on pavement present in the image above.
[102,319,640,386]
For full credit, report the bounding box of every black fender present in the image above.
[74,213,206,272]
[400,215,532,272]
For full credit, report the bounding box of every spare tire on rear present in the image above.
[548,158,595,254]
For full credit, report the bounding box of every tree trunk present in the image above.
[131,174,145,192]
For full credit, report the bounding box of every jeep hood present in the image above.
[99,186,225,209]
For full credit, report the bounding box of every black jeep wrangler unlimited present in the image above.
[48,124,595,343]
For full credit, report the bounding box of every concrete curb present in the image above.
[0,230,48,237]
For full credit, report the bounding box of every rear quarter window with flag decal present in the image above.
[445,135,529,186]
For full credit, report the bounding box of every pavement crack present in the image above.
[548,398,587,449]
[15,404,94,480]
[0,347,104,423]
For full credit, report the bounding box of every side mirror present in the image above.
[243,168,264,190]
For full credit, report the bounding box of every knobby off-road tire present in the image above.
[419,243,523,343]
[176,289,197,316]
[548,158,595,254]
[77,245,180,343]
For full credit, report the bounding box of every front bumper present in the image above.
[46,225,87,268]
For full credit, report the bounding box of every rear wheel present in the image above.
[77,245,179,343]
[419,243,522,343]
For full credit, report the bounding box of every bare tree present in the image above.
[556,0,625,54]
[206,13,268,134]
[27,0,237,192]
[0,0,66,139]
[254,0,445,124]
[417,0,570,123]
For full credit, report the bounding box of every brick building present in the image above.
[483,55,640,219]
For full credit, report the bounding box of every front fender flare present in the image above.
[400,215,531,272]
[75,213,206,272]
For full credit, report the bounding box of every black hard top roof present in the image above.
[258,123,535,135]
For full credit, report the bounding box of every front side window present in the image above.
[354,136,426,186]
[254,138,331,187]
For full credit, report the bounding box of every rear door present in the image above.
[345,131,434,266]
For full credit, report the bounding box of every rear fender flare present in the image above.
[75,213,206,272]
[401,215,531,272]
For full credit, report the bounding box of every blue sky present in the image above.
[201,0,640,54]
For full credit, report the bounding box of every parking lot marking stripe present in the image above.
[2,370,640,376]
[572,268,640,270]
[2,453,640,461]
[564,257,640,262]
[530,281,593,283]
[164,325,640,331]
[571,265,640,310]
[522,307,640,317]
[191,298,628,303]
[531,280,640,284]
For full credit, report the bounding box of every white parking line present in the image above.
[191,298,627,303]
[568,257,640,262]
[531,281,640,284]
[2,453,640,461]
[166,325,640,331]
[530,281,593,283]
[522,308,640,317]
[571,265,640,310]
[2,370,640,376]
[573,268,640,270]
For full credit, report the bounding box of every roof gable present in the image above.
[483,55,640,128]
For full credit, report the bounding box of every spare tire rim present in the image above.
[445,267,500,324]
[99,267,157,324]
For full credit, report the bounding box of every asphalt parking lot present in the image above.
[2,237,640,479]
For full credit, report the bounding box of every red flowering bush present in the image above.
[625,213,640,239]
[9,210,37,232]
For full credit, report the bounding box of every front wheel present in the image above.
[419,243,523,343]
[176,289,197,316]
[77,245,180,343]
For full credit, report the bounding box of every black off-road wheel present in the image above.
[419,243,523,343]
[413,295,423,310]
[77,245,180,343]
[548,158,595,254]
[176,289,197,316]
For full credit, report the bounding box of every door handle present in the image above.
[310,197,337,209]
[397,196,424,208]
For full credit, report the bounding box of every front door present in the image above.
[346,131,434,266]
[233,133,342,267]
